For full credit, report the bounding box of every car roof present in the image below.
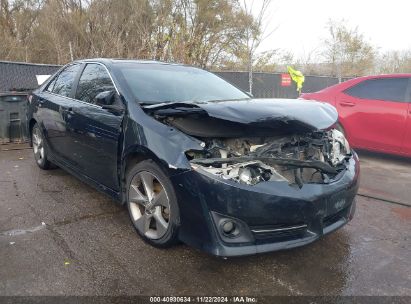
[74,58,188,67]
[315,73,411,93]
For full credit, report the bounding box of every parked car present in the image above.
[27,59,359,257]
[301,74,411,157]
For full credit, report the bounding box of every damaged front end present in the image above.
[187,129,351,188]
[140,98,359,256]
[143,99,351,188]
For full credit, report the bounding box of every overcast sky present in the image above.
[249,0,411,58]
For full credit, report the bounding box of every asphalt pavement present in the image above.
[0,144,410,296]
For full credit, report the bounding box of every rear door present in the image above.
[337,77,409,153]
[37,63,82,165]
[66,63,124,190]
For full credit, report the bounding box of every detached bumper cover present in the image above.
[171,153,360,257]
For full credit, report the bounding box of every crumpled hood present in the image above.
[144,98,338,131]
[195,98,337,130]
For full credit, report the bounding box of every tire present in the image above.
[32,123,52,170]
[126,160,180,248]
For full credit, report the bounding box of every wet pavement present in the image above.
[0,145,410,296]
[357,150,411,207]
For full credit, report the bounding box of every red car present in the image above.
[301,74,411,157]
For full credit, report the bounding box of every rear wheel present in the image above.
[32,123,52,170]
[126,160,180,248]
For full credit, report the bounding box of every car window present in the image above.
[45,76,57,92]
[345,78,409,102]
[51,64,81,97]
[117,63,249,104]
[75,63,115,104]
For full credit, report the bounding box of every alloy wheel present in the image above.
[32,127,45,164]
[128,171,170,240]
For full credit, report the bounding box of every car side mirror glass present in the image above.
[95,90,115,106]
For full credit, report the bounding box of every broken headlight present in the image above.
[329,129,351,166]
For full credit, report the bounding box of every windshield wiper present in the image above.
[138,101,175,106]
[203,97,251,103]
[139,98,251,108]
[140,100,200,109]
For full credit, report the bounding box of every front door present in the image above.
[65,63,124,191]
[401,80,411,155]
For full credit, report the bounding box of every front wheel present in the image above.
[126,160,180,248]
[32,123,52,170]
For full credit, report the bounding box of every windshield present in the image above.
[116,63,250,104]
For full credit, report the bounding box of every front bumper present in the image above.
[170,153,360,257]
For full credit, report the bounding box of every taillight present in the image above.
[27,95,33,104]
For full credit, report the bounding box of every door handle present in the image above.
[62,107,74,114]
[38,98,45,107]
[339,101,355,107]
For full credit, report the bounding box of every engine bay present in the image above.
[187,129,351,187]
[142,99,350,187]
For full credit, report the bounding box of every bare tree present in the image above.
[241,0,273,93]
[322,19,375,79]
[0,0,260,67]
[377,50,411,74]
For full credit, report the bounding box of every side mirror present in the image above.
[95,90,115,106]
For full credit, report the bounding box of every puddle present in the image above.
[0,223,46,236]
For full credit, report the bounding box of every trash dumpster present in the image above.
[0,92,28,143]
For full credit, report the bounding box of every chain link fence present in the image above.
[0,61,350,99]
[214,71,351,98]
[0,61,60,92]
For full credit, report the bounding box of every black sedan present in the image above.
[27,59,359,256]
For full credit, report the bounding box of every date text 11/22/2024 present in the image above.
[149,296,257,303]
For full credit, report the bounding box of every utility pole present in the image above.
[248,50,253,94]
[337,39,343,83]
[69,41,74,61]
